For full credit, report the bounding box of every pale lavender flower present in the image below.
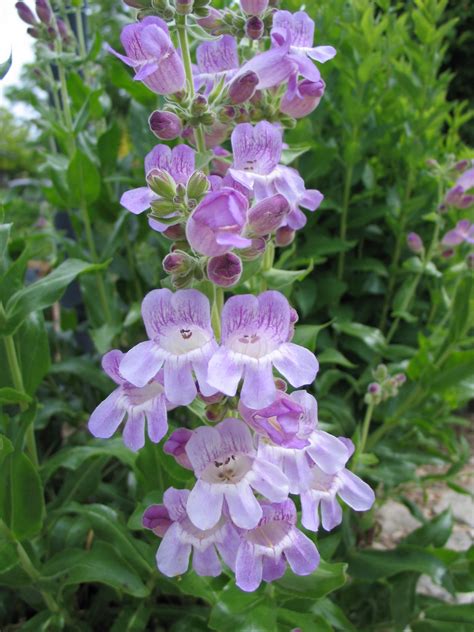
[207,291,319,408]
[185,419,289,530]
[88,350,172,451]
[106,17,185,95]
[241,0,269,15]
[235,500,319,592]
[444,167,474,209]
[144,488,240,577]
[300,440,375,532]
[280,78,325,119]
[237,36,295,90]
[242,390,349,493]
[186,188,251,256]
[120,144,195,232]
[229,122,323,229]
[119,289,218,406]
[195,35,239,93]
[441,220,474,247]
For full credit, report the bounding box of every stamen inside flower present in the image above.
[230,332,276,358]
[201,454,252,484]
[160,326,211,354]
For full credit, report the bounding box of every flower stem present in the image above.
[211,285,224,340]
[354,402,374,468]
[176,14,207,156]
[2,326,38,467]
[337,164,353,280]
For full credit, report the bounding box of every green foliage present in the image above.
[0,0,472,629]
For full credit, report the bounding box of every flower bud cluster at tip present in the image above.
[365,364,406,406]
[16,0,73,48]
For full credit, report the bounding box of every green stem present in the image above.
[337,164,354,280]
[3,333,38,467]
[75,6,87,59]
[0,521,60,613]
[354,402,374,467]
[211,286,224,340]
[176,14,207,156]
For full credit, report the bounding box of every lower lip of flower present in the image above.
[201,453,253,484]
[310,469,341,496]
[179,515,226,548]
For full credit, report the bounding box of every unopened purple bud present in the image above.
[205,402,226,422]
[406,232,424,254]
[163,428,194,470]
[289,308,299,325]
[123,0,149,7]
[394,373,406,385]
[245,16,264,40]
[441,248,454,259]
[219,105,237,123]
[163,251,191,275]
[149,110,183,140]
[191,94,208,115]
[454,159,470,172]
[197,8,223,32]
[275,226,295,247]
[467,253,474,269]
[36,0,53,25]
[247,194,290,237]
[368,382,381,395]
[16,2,37,25]
[241,0,269,15]
[176,0,194,15]
[27,26,40,39]
[142,505,171,536]
[281,79,326,119]
[207,253,242,287]
[163,224,186,241]
[228,71,259,105]
[56,18,70,43]
[239,237,267,261]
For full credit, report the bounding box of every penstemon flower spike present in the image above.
[89,0,375,592]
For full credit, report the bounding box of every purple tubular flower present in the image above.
[195,35,239,93]
[106,17,185,95]
[241,0,269,15]
[441,219,474,246]
[119,289,218,406]
[149,110,183,140]
[444,167,474,209]
[16,2,37,25]
[88,350,173,451]
[144,488,240,577]
[246,194,290,236]
[228,70,259,105]
[207,291,319,408]
[406,232,424,253]
[207,253,243,288]
[237,42,295,91]
[197,8,223,33]
[163,428,194,469]
[280,78,325,119]
[300,462,375,532]
[235,500,320,592]
[186,188,251,256]
[120,144,195,231]
[229,122,323,229]
[185,418,289,530]
[243,390,349,492]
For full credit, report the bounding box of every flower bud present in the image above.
[245,16,264,39]
[373,364,388,381]
[406,232,424,254]
[368,382,381,395]
[205,402,226,422]
[441,248,454,259]
[27,26,40,39]
[142,505,172,536]
[176,0,194,15]
[454,159,470,172]
[393,373,406,385]
[187,170,210,200]
[275,226,295,247]
[56,18,70,44]
[239,237,267,261]
[147,169,177,199]
[198,390,224,404]
[124,0,150,7]
[163,223,186,241]
[35,0,53,25]
[240,0,269,15]
[197,7,223,32]
[207,253,242,287]
[191,94,208,116]
[247,194,290,237]
[275,378,287,392]
[16,2,37,25]
[228,71,259,105]
[148,110,183,140]
[280,79,325,119]
[163,428,194,469]
[163,250,194,276]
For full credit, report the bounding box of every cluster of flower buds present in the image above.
[89,0,376,592]
[16,0,72,48]
[365,365,406,406]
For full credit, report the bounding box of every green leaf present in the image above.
[2,259,106,335]
[0,450,44,540]
[67,150,101,205]
[0,539,17,574]
[318,348,357,368]
[209,583,277,632]
[290,323,330,352]
[281,144,313,165]
[0,388,32,405]
[41,542,150,597]
[348,546,447,583]
[0,222,12,274]
[333,321,386,353]
[49,356,113,393]
[278,608,333,632]
[403,510,453,548]
[0,52,12,80]
[263,261,313,290]
[275,560,347,599]
[15,312,51,396]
